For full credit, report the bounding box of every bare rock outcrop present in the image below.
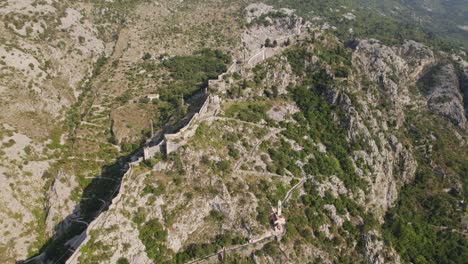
[418,63,467,127]
[352,39,435,125]
[362,230,401,264]
[45,170,79,236]
[325,89,417,218]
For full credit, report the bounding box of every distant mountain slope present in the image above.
[389,0,468,46]
[267,0,468,49]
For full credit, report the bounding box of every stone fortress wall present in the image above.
[67,8,314,263]
[143,82,224,159]
[164,93,221,154]
[143,15,310,160]
[246,34,298,67]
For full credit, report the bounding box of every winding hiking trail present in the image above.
[184,176,311,264]
[282,177,307,204]
[186,233,274,264]
[59,26,307,264]
[233,127,282,170]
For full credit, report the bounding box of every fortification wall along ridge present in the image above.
[66,164,136,264]
[164,93,220,155]
[143,91,221,159]
[143,29,307,160]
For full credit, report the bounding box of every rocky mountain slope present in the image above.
[0,1,466,264]
[0,0,124,261]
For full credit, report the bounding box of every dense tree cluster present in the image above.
[160,49,231,102]
[175,232,246,263]
[383,113,468,264]
[138,219,172,263]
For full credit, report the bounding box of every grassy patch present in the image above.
[224,101,272,123]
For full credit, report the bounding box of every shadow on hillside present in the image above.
[146,90,208,148]
[20,153,135,264]
[21,89,211,264]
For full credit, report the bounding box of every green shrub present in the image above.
[175,232,246,263]
[225,101,271,123]
[144,157,159,168]
[132,207,147,226]
[228,145,240,159]
[213,160,231,175]
[209,209,224,222]
[142,52,151,60]
[138,219,171,262]
[117,90,132,104]
[160,49,231,102]
[116,257,129,264]
[142,181,165,196]
[262,241,280,256]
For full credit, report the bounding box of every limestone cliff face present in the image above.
[352,39,435,124]
[352,39,467,130]
[45,171,79,236]
[343,40,441,216]
[326,89,417,219]
[419,63,467,128]
[362,230,401,264]
[276,38,426,220]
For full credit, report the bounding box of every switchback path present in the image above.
[282,177,307,204]
[185,232,274,264]
[235,169,294,179]
[233,128,281,170]
[184,176,310,264]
